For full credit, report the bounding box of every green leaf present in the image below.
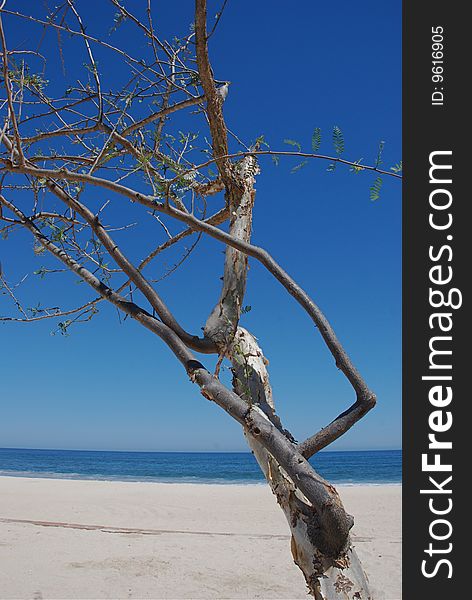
[311,128,322,151]
[110,11,127,34]
[332,126,345,156]
[370,176,383,201]
[255,134,270,149]
[33,267,47,279]
[28,302,43,316]
[55,320,72,337]
[390,160,402,173]
[375,140,385,168]
[283,138,301,152]
[291,160,308,174]
[350,158,365,174]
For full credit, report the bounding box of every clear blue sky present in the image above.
[0,1,401,452]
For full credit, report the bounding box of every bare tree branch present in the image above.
[122,95,204,136]
[0,298,99,323]
[0,159,374,399]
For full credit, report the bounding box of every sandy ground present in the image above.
[0,477,401,599]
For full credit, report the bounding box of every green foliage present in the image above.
[283,138,306,173]
[311,128,322,151]
[110,11,127,34]
[178,131,199,146]
[241,305,252,314]
[277,127,400,198]
[370,176,383,201]
[254,135,270,150]
[136,151,153,168]
[7,66,48,92]
[326,126,345,171]
[374,140,385,168]
[283,139,302,152]
[50,225,66,243]
[27,303,44,316]
[56,320,72,336]
[83,62,99,75]
[350,158,365,174]
[291,160,308,174]
[332,126,345,156]
[33,267,48,279]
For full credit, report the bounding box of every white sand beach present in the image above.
[0,477,401,599]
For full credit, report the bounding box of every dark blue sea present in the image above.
[0,448,401,485]
[0,448,402,484]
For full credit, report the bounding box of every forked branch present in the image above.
[0,157,376,449]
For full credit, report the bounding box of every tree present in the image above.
[0,2,400,598]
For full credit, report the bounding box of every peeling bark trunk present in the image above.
[230,328,372,599]
[204,154,259,348]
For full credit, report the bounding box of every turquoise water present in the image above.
[0,448,401,484]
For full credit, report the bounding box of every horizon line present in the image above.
[0,446,402,454]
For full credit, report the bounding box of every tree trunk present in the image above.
[199,137,373,599]
[229,328,372,599]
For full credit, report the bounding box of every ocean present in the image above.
[0,448,401,484]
